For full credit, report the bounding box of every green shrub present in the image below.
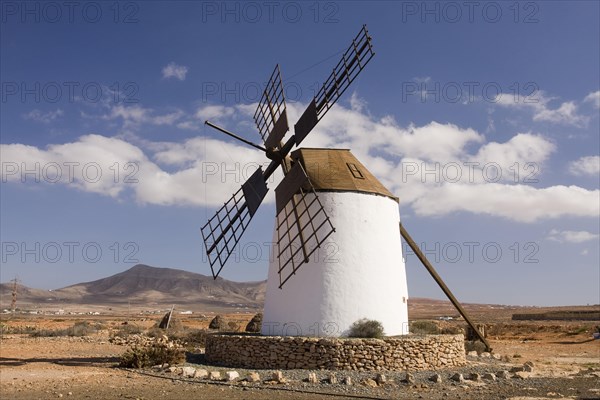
[347,319,384,339]
[410,320,440,334]
[119,337,185,368]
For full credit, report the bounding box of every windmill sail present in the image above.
[275,162,335,288]
[254,64,289,148]
[201,168,268,279]
[201,25,375,287]
[295,25,375,145]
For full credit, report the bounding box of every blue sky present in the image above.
[1,1,598,306]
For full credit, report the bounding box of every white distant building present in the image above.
[262,149,409,337]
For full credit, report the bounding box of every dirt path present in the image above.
[1,329,599,400]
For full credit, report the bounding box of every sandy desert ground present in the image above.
[1,311,599,400]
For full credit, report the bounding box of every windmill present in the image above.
[201,25,491,350]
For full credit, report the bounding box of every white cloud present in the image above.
[1,135,147,198]
[176,120,200,131]
[195,105,235,121]
[162,62,188,81]
[410,184,599,223]
[583,91,600,108]
[495,91,589,127]
[569,155,600,176]
[2,98,599,222]
[0,134,274,207]
[152,110,185,125]
[101,105,183,130]
[547,229,600,243]
[23,109,64,123]
[413,76,431,83]
[533,101,586,125]
[472,133,555,182]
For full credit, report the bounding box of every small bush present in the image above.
[465,340,487,354]
[566,326,589,336]
[30,321,100,337]
[441,325,464,335]
[180,329,209,347]
[245,313,263,333]
[410,320,440,335]
[1,324,38,335]
[347,319,384,339]
[119,337,185,368]
[112,323,144,338]
[208,315,226,330]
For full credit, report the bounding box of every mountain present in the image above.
[1,264,266,311]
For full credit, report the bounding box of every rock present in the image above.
[451,373,464,383]
[497,370,510,379]
[483,373,496,381]
[523,363,534,372]
[167,366,178,374]
[209,371,221,381]
[467,351,478,357]
[326,373,336,384]
[510,366,525,373]
[469,373,481,382]
[362,378,378,388]
[307,372,318,384]
[246,372,260,382]
[194,369,208,379]
[492,353,502,360]
[429,373,442,383]
[181,367,196,378]
[375,373,387,385]
[513,371,531,379]
[406,372,415,384]
[342,376,352,385]
[272,371,284,383]
[479,352,491,358]
[225,371,239,381]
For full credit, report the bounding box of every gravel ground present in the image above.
[2,334,599,400]
[133,352,600,400]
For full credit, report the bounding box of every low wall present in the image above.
[205,334,466,371]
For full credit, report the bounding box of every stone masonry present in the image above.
[205,334,466,371]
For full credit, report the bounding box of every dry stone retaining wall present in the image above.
[205,334,466,371]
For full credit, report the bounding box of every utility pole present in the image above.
[10,277,19,314]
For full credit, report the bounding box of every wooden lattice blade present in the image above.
[274,163,335,288]
[253,64,289,148]
[201,168,269,279]
[294,25,374,146]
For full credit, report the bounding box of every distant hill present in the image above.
[4,265,588,319]
[1,264,266,311]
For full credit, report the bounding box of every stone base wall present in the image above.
[205,334,466,371]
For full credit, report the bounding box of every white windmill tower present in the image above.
[202,26,490,349]
[261,148,409,336]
